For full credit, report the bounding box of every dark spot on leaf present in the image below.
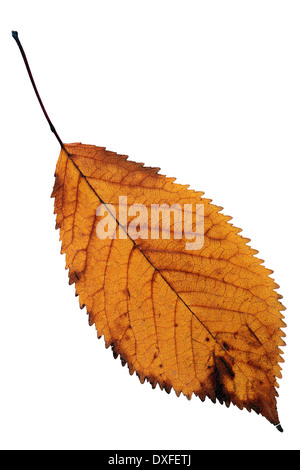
[207,353,235,406]
[69,271,82,285]
[218,357,235,378]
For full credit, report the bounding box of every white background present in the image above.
[1,0,299,451]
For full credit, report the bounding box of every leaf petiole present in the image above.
[12,31,65,150]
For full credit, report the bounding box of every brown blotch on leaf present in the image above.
[209,353,233,406]
[69,271,82,285]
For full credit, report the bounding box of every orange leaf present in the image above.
[52,144,285,431]
[12,30,285,432]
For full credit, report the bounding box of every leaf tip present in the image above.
[275,423,284,433]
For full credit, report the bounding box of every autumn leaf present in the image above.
[51,143,285,430]
[13,31,286,432]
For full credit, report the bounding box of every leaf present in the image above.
[11,29,285,431]
[52,143,286,431]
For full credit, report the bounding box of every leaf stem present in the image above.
[12,31,65,150]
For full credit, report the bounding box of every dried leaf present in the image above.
[11,29,285,432]
[52,143,285,431]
